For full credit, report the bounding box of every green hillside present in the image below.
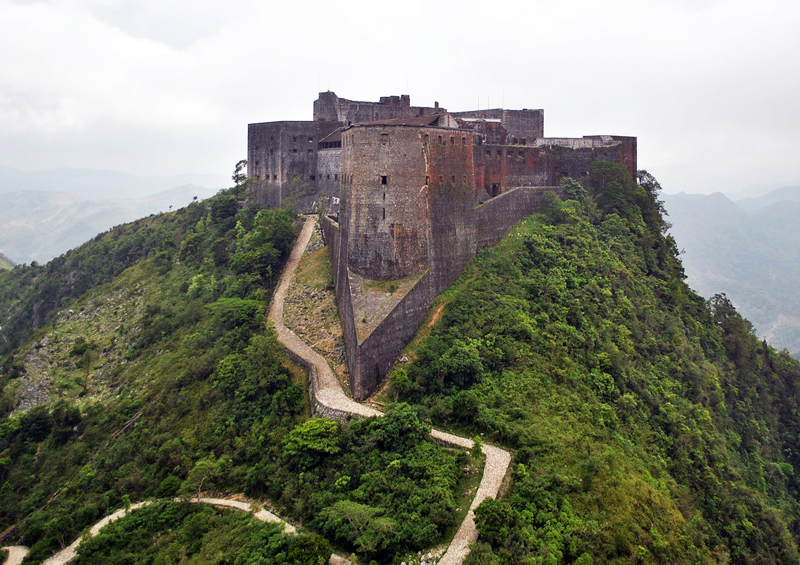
[0,253,13,270]
[0,191,473,563]
[393,165,800,563]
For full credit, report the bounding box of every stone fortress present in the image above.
[248,91,637,399]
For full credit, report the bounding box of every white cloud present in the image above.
[1,0,799,194]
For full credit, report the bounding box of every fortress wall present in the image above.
[425,137,479,294]
[550,142,637,187]
[501,109,544,143]
[343,126,430,280]
[315,91,444,125]
[316,148,341,214]
[247,121,341,212]
[351,272,439,400]
[320,214,361,401]
[477,145,555,195]
[476,186,564,250]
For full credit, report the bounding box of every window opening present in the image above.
[381,133,389,143]
[380,175,388,185]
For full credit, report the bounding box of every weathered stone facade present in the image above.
[248,92,637,399]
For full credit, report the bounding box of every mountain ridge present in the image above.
[0,184,217,264]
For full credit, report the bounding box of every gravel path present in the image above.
[27,497,298,565]
[270,215,512,564]
[1,547,29,565]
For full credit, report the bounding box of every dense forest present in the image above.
[0,190,472,563]
[3,163,800,563]
[392,163,800,563]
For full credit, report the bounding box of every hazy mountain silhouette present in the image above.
[0,166,227,200]
[663,186,800,356]
[0,185,217,264]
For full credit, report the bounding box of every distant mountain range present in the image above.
[0,184,217,264]
[663,186,800,356]
[0,166,227,201]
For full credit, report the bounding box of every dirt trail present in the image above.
[1,547,29,565]
[270,215,511,564]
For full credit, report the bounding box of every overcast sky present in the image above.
[1,0,798,197]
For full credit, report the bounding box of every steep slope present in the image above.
[0,193,475,564]
[0,253,12,271]
[394,164,800,563]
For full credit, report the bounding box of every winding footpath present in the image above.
[269,215,511,564]
[1,498,296,565]
[2,215,510,565]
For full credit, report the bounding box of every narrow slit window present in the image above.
[380,175,388,185]
[382,208,386,220]
[425,175,430,184]
[438,135,443,144]
[450,136,455,146]
[462,137,466,146]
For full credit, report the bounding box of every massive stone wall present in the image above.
[452,108,544,144]
[314,91,444,125]
[316,147,341,214]
[342,126,431,280]
[476,186,564,249]
[247,121,341,212]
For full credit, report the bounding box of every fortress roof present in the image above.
[346,114,450,128]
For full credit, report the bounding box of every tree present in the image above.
[474,497,516,547]
[232,160,248,187]
[181,456,224,499]
[283,419,340,469]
